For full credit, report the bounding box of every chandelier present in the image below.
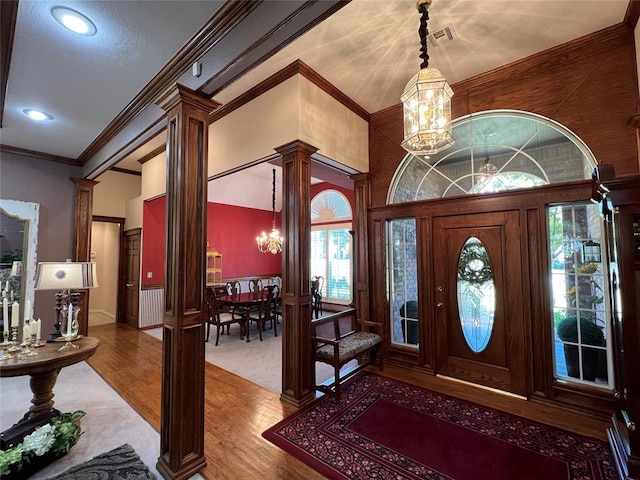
[401,0,454,157]
[256,168,283,254]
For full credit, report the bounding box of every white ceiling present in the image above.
[1,0,632,209]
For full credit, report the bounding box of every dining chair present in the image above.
[271,283,282,325]
[248,278,263,294]
[225,280,246,321]
[248,286,277,341]
[205,287,240,346]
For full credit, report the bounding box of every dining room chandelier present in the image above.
[401,0,454,157]
[256,168,283,255]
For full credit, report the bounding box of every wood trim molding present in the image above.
[84,116,165,180]
[142,283,164,291]
[202,1,350,98]
[0,0,18,128]
[109,167,141,176]
[138,145,166,165]
[627,113,640,129]
[93,215,125,224]
[452,24,630,93]
[0,144,78,166]
[76,1,261,166]
[624,0,640,29]
[210,59,369,123]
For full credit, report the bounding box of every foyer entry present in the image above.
[433,210,526,395]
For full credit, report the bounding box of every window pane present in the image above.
[457,237,495,353]
[548,203,611,387]
[387,219,419,347]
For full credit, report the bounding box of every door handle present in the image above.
[436,302,444,308]
[126,282,134,287]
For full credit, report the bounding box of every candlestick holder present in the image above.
[7,326,22,353]
[32,333,44,348]
[20,336,38,357]
[0,332,14,360]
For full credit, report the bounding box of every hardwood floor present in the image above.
[87,323,610,480]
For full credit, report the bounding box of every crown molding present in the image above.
[0,144,79,166]
[0,0,18,128]
[109,167,142,176]
[210,59,369,124]
[138,145,166,165]
[76,1,262,166]
[624,0,640,29]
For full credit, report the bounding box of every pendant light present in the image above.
[401,0,454,157]
[256,168,283,255]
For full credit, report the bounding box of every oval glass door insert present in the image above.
[457,237,496,353]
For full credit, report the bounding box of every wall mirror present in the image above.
[0,200,39,324]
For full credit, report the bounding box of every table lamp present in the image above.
[34,260,98,342]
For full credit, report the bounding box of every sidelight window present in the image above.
[548,203,612,388]
[387,218,419,347]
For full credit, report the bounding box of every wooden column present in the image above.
[71,177,99,337]
[155,84,218,480]
[351,173,370,325]
[276,140,317,407]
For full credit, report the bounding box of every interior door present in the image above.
[433,211,527,395]
[123,229,141,328]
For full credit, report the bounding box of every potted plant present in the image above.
[556,316,604,381]
[399,301,419,345]
[0,411,85,479]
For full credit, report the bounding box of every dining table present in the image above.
[217,291,265,342]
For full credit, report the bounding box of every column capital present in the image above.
[274,140,318,157]
[156,83,220,114]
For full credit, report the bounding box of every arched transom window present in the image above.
[311,190,352,304]
[388,110,597,202]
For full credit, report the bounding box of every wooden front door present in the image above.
[122,229,141,328]
[433,211,527,395]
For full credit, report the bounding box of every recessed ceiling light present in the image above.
[23,109,54,121]
[51,6,97,36]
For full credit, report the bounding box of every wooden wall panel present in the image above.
[369,24,639,209]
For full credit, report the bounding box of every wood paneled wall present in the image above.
[369,24,639,208]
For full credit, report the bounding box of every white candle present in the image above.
[36,318,41,341]
[67,305,73,336]
[23,323,29,342]
[2,298,8,334]
[24,299,31,322]
[11,301,19,327]
[4,281,8,290]
[30,319,37,337]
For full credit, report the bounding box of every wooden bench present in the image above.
[311,309,383,399]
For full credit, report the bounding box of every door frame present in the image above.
[432,210,526,395]
[92,216,125,325]
[369,181,597,401]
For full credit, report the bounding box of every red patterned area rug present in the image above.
[263,372,615,480]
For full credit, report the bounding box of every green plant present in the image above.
[399,300,418,319]
[556,316,604,346]
[0,411,85,477]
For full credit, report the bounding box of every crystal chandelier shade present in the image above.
[401,0,454,157]
[256,168,283,255]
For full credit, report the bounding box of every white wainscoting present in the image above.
[140,288,163,328]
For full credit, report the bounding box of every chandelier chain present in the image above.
[271,168,276,228]
[418,4,430,69]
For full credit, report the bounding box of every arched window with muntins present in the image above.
[311,190,352,304]
[388,110,597,203]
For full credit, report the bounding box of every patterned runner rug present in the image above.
[263,372,615,480]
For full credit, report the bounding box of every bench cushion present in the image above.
[316,332,382,364]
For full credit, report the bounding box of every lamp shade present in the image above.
[35,262,98,290]
[10,261,22,277]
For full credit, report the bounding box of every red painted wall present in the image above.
[207,202,281,278]
[142,196,166,285]
[141,196,282,285]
